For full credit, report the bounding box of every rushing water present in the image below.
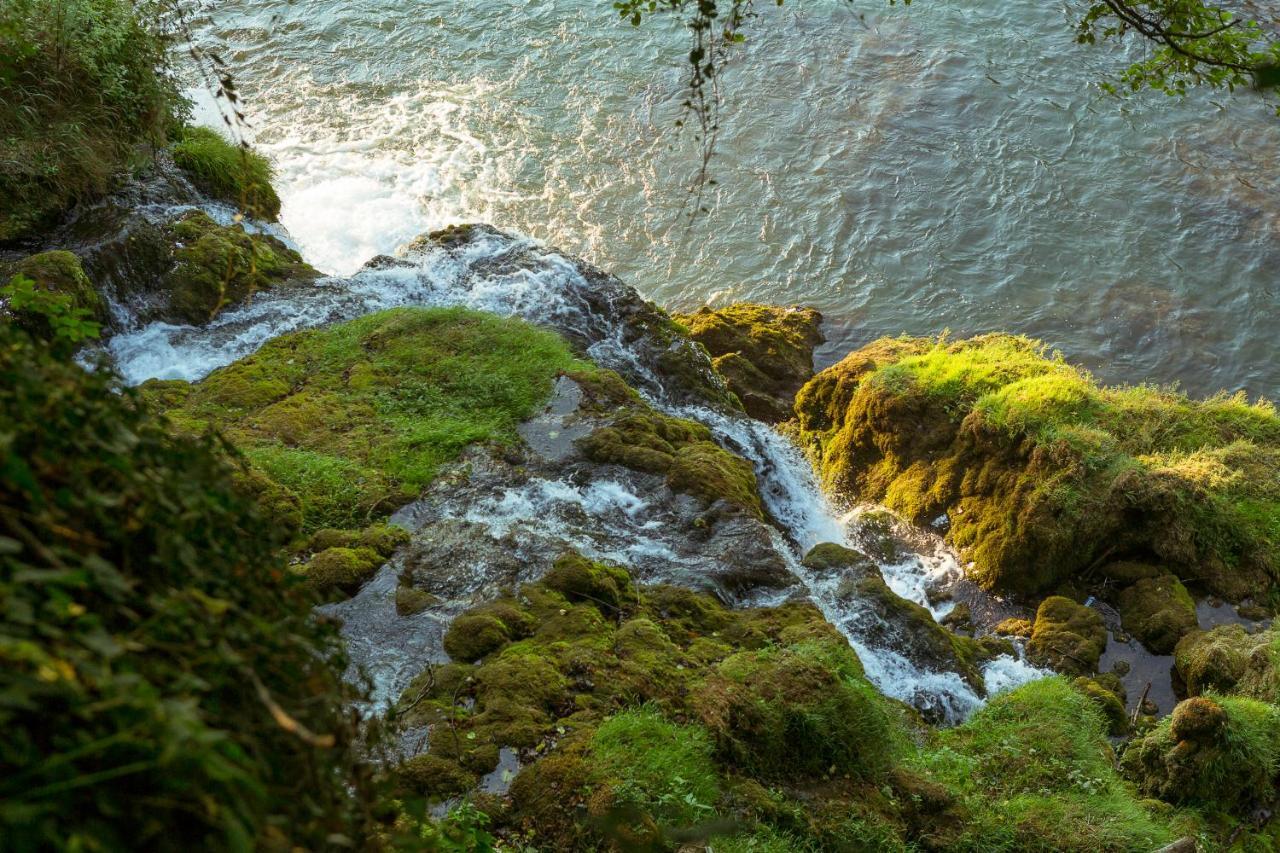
[187,0,1280,400]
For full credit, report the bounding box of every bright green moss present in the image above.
[1121,694,1280,815]
[303,545,383,595]
[1116,574,1197,654]
[159,307,593,530]
[794,333,1280,599]
[588,707,720,828]
[172,126,282,220]
[1026,596,1108,676]
[580,410,764,518]
[915,678,1176,851]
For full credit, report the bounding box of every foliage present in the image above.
[172,126,282,220]
[1,273,100,350]
[0,0,184,240]
[151,306,592,531]
[0,323,375,850]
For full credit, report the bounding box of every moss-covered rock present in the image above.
[152,307,591,531]
[579,410,764,518]
[792,333,1280,600]
[1117,574,1198,654]
[397,753,477,799]
[1072,675,1129,735]
[1026,596,1108,676]
[172,126,281,220]
[162,210,314,324]
[1121,694,1280,815]
[674,303,824,422]
[2,251,106,335]
[993,617,1034,638]
[543,552,638,613]
[303,545,383,595]
[1175,624,1280,702]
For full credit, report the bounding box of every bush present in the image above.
[172,126,282,220]
[0,0,183,239]
[0,324,374,848]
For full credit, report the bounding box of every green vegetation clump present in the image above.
[1025,596,1108,676]
[1,251,104,345]
[0,323,374,849]
[1175,624,1280,701]
[915,678,1176,851]
[673,302,824,422]
[163,210,315,325]
[172,126,282,220]
[1121,694,1280,815]
[152,306,590,531]
[580,410,764,517]
[0,0,182,240]
[792,333,1280,599]
[1116,573,1198,654]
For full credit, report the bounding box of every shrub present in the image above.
[0,323,374,848]
[0,0,183,239]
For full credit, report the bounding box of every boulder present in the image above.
[1026,596,1107,676]
[1116,574,1198,654]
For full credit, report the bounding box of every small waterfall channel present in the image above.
[101,220,1046,722]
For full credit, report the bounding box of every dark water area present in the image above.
[187,0,1280,400]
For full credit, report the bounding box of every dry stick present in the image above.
[1132,682,1152,727]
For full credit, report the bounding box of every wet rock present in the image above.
[405,224,740,412]
[940,602,974,636]
[1117,574,1198,654]
[673,302,824,422]
[804,543,990,691]
[1026,596,1107,676]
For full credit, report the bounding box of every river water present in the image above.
[187,0,1280,400]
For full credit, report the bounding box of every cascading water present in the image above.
[104,216,1046,721]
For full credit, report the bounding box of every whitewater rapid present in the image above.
[105,222,1046,721]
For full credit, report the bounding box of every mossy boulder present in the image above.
[694,642,904,780]
[792,333,1280,600]
[153,307,590,531]
[303,545,383,596]
[394,586,439,617]
[2,251,106,339]
[442,601,536,663]
[579,410,764,518]
[396,754,476,799]
[1117,574,1198,654]
[674,303,824,422]
[1175,624,1280,701]
[1121,695,1280,814]
[1026,596,1108,676]
[1073,675,1129,735]
[543,552,638,613]
[172,126,281,220]
[162,210,314,324]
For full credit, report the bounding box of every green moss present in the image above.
[442,601,537,663]
[162,210,315,325]
[793,333,1280,599]
[588,707,720,830]
[172,126,281,220]
[915,678,1176,851]
[4,251,103,322]
[158,307,592,530]
[1175,624,1280,702]
[1121,694,1280,815]
[394,586,439,617]
[397,754,477,800]
[542,552,638,613]
[1116,574,1198,654]
[1072,676,1129,735]
[693,641,906,779]
[580,410,764,517]
[673,303,824,422]
[303,545,383,595]
[1026,596,1108,676]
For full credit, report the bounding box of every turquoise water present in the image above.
[190,0,1280,398]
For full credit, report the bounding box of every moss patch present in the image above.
[172,126,281,220]
[674,303,823,423]
[151,307,591,531]
[162,210,315,325]
[1026,596,1108,676]
[579,410,764,517]
[1116,574,1198,654]
[792,333,1280,600]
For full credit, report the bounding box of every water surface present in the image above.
[189,0,1280,398]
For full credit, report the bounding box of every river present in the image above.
[186,0,1279,396]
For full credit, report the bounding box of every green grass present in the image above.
[914,678,1177,852]
[590,707,721,827]
[155,307,593,530]
[172,126,282,220]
